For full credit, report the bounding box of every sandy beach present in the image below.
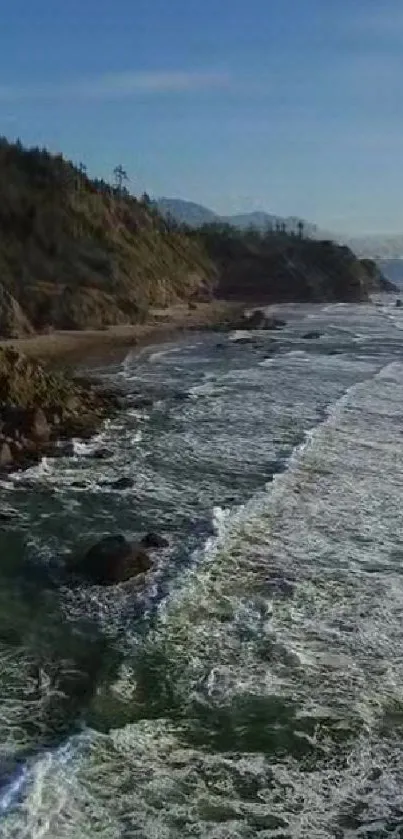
[0,301,243,366]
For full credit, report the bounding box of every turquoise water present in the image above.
[2,297,403,836]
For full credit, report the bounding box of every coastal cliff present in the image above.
[0,139,395,339]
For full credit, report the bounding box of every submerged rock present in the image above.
[302,331,322,340]
[89,447,112,460]
[130,395,154,409]
[235,310,286,331]
[110,477,133,490]
[396,299,402,308]
[70,534,152,585]
[141,532,169,549]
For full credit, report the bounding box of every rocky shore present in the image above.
[0,347,119,472]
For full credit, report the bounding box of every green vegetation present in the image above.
[0,138,394,337]
[190,223,395,302]
[0,138,214,334]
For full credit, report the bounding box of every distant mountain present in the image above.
[156,198,217,228]
[156,198,319,237]
[344,235,403,259]
[156,198,403,261]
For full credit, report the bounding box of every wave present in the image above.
[3,332,403,834]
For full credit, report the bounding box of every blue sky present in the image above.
[1,0,402,234]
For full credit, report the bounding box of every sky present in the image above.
[1,0,402,235]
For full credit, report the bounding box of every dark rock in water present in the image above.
[231,336,256,345]
[70,534,152,585]
[130,395,154,409]
[0,509,16,521]
[111,477,133,490]
[302,331,322,340]
[235,309,286,331]
[90,447,112,460]
[173,391,190,402]
[141,532,169,549]
[264,575,295,599]
[396,299,402,308]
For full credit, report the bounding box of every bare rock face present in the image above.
[0,284,33,338]
[69,535,153,586]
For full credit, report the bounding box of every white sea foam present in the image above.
[4,305,403,836]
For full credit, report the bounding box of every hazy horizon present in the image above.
[2,0,402,236]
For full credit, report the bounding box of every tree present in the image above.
[297,220,304,239]
[113,164,129,194]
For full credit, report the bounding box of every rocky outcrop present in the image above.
[0,138,215,332]
[359,259,399,293]
[0,347,118,471]
[141,532,169,549]
[233,310,286,330]
[69,535,152,585]
[198,227,395,303]
[0,284,34,338]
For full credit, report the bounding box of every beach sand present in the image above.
[0,302,243,367]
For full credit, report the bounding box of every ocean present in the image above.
[1,294,403,837]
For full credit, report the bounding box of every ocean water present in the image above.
[2,296,403,836]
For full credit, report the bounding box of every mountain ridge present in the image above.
[156,197,403,258]
[156,197,320,237]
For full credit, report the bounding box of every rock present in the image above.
[0,283,34,338]
[230,335,256,345]
[302,331,322,340]
[0,509,16,521]
[236,310,286,331]
[173,392,190,402]
[0,346,118,473]
[396,299,402,308]
[28,408,50,442]
[111,477,133,490]
[0,442,13,467]
[130,396,154,409]
[141,532,169,549]
[71,534,153,585]
[90,447,112,460]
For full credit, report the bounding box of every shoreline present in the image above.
[0,302,244,368]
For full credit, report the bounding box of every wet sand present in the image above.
[0,302,243,367]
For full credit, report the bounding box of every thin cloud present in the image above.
[0,70,231,102]
[349,5,403,36]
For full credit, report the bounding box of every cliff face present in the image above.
[194,226,395,303]
[359,259,398,293]
[0,139,214,335]
[0,139,395,340]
